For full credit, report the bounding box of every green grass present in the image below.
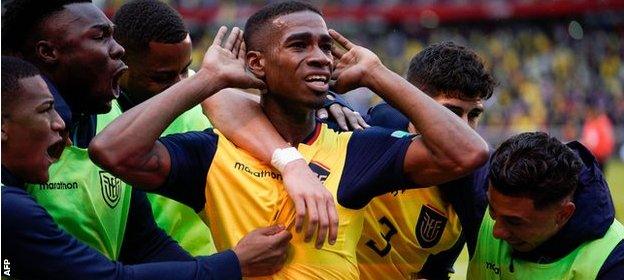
[450,159,624,279]
[606,160,624,223]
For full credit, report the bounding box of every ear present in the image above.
[556,201,575,227]
[35,40,59,65]
[246,50,265,79]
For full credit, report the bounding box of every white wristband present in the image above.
[271,147,304,173]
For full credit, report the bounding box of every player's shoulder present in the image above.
[367,103,410,131]
[161,127,219,143]
[158,128,220,162]
[351,126,414,142]
[2,186,34,210]
[2,186,51,228]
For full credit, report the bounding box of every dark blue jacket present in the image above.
[0,79,241,279]
[504,141,624,279]
[1,167,240,280]
[367,102,624,279]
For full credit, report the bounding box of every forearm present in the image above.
[89,70,225,188]
[47,252,240,280]
[364,64,488,173]
[125,252,241,280]
[202,88,288,163]
[70,254,240,280]
[4,195,240,280]
[101,69,224,150]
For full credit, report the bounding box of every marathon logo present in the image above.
[415,205,447,248]
[99,171,121,209]
[38,181,79,190]
[234,162,282,180]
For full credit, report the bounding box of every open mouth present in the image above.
[46,139,66,162]
[111,64,128,98]
[304,74,329,93]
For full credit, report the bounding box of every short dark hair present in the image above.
[1,56,42,113]
[407,42,495,101]
[113,0,188,56]
[489,132,583,209]
[244,1,322,51]
[2,0,91,55]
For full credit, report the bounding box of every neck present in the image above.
[39,68,97,148]
[43,69,83,116]
[261,94,316,146]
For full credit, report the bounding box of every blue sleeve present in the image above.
[157,129,219,212]
[0,187,242,280]
[438,160,490,257]
[337,126,413,209]
[366,103,410,131]
[598,239,624,280]
[323,90,352,110]
[119,189,192,263]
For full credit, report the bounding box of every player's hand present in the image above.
[201,26,265,90]
[282,159,339,248]
[233,224,292,276]
[317,104,369,131]
[329,29,384,93]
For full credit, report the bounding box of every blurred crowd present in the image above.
[357,18,624,147]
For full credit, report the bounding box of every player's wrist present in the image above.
[195,68,229,93]
[361,60,387,90]
[271,147,304,173]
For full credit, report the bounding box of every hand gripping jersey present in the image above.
[26,101,131,259]
[206,126,361,279]
[158,122,413,279]
[148,104,217,256]
[357,188,462,279]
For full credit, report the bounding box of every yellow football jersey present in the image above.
[357,187,462,279]
[202,124,362,279]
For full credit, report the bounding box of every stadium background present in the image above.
[97,0,623,278]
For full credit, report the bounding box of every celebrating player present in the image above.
[357,42,495,279]
[90,1,488,279]
[2,0,290,277]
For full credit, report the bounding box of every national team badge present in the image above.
[308,161,330,184]
[99,171,121,209]
[415,205,447,248]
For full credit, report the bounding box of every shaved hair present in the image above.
[1,56,43,114]
[113,0,188,58]
[2,0,91,55]
[243,1,321,51]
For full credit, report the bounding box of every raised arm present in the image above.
[89,27,264,189]
[202,89,338,248]
[330,30,489,186]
